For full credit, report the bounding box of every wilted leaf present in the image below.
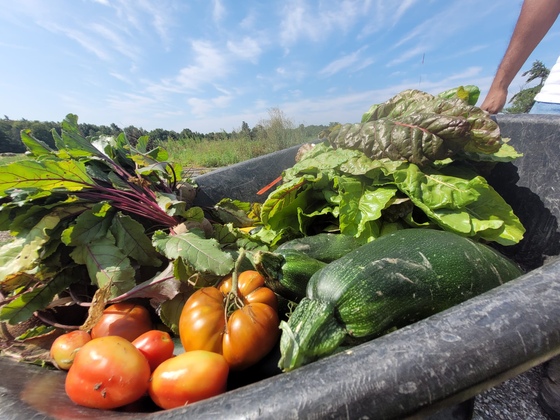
[111,263,184,307]
[79,281,113,332]
[0,271,76,325]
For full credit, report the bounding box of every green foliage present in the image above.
[161,109,326,168]
[505,60,550,114]
[256,88,525,247]
[0,110,327,170]
[0,114,243,325]
[506,85,542,113]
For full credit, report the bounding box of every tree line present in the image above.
[0,117,210,153]
[0,108,329,154]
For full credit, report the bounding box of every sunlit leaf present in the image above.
[0,159,92,196]
[152,230,234,276]
[20,129,53,157]
[61,206,115,246]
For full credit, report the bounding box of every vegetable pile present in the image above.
[255,86,524,247]
[0,86,527,413]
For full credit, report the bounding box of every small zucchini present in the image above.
[276,233,363,263]
[254,248,327,302]
[279,228,523,371]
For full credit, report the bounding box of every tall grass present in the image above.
[0,153,28,166]
[161,108,317,169]
[0,108,324,171]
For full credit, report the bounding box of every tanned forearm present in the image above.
[481,0,560,113]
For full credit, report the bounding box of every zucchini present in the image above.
[254,248,327,302]
[279,228,523,371]
[276,233,363,263]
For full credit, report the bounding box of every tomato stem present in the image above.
[230,248,246,299]
[223,248,247,325]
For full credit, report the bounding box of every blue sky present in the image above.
[1,0,560,134]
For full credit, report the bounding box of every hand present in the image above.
[480,87,508,114]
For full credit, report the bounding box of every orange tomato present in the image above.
[179,270,279,370]
[148,350,229,409]
[49,330,91,370]
[65,336,150,409]
[132,330,175,371]
[90,302,152,342]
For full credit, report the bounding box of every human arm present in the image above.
[480,0,560,113]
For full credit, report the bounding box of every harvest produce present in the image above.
[64,336,151,409]
[0,114,240,336]
[132,330,175,372]
[0,85,528,414]
[90,302,152,341]
[254,248,327,302]
[278,228,523,371]
[255,88,524,247]
[179,269,280,370]
[148,350,229,410]
[49,330,91,370]
[275,232,363,262]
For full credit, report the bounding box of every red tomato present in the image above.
[91,302,152,342]
[49,330,91,370]
[132,330,175,371]
[65,336,151,410]
[179,270,280,370]
[148,350,229,410]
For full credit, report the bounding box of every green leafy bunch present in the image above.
[328,86,515,167]
[256,87,525,247]
[0,115,238,326]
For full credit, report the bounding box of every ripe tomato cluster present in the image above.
[50,270,280,412]
[179,270,280,370]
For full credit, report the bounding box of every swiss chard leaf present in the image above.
[393,164,525,244]
[338,176,398,239]
[346,88,505,165]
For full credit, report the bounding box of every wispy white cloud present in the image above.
[279,0,369,47]
[319,47,373,77]
[99,0,180,49]
[393,0,419,27]
[109,71,134,85]
[359,0,418,37]
[212,0,226,23]
[175,40,230,90]
[145,40,226,98]
[188,94,233,117]
[257,65,307,92]
[386,45,426,67]
[227,36,263,63]
[388,0,507,67]
[89,22,140,60]
[41,22,112,60]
